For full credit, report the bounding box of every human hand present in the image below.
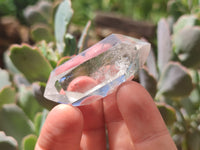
[35,81,177,150]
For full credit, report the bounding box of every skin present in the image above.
[35,80,177,150]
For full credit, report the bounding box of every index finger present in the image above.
[116,81,177,150]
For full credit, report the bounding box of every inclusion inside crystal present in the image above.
[44,34,150,106]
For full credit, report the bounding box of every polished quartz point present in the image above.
[44,34,150,106]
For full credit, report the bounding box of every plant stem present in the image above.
[194,70,200,100]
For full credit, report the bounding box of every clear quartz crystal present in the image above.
[44,34,150,106]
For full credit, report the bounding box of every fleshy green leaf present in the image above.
[18,85,43,121]
[37,1,53,19]
[174,26,200,68]
[158,62,193,98]
[157,18,172,72]
[24,7,47,25]
[37,41,59,68]
[31,24,54,42]
[22,134,37,150]
[55,0,73,53]
[9,44,53,83]
[0,69,11,90]
[0,86,16,109]
[63,33,77,56]
[13,74,30,88]
[78,20,91,53]
[34,109,48,136]
[156,102,176,126]
[3,51,20,74]
[173,15,200,34]
[34,113,42,136]
[0,131,18,150]
[181,98,196,116]
[0,104,34,145]
[146,49,158,79]
[32,82,58,110]
[23,0,51,26]
[139,68,157,98]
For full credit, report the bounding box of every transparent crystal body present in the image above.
[44,34,150,106]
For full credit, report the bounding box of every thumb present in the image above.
[35,104,83,150]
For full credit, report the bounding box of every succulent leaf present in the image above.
[0,104,34,145]
[37,1,53,19]
[157,18,172,72]
[158,62,193,98]
[3,51,20,74]
[0,86,16,109]
[13,74,30,88]
[31,24,54,42]
[32,82,58,110]
[139,68,157,98]
[174,26,200,68]
[181,98,197,116]
[18,85,43,121]
[54,0,73,53]
[23,0,52,25]
[22,134,37,150]
[34,109,48,137]
[0,131,18,150]
[34,112,42,136]
[0,69,11,90]
[24,8,47,25]
[173,15,200,34]
[156,102,176,126]
[9,44,53,83]
[37,41,58,68]
[63,33,77,56]
[146,49,158,79]
[78,20,91,53]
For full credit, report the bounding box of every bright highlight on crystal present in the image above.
[44,34,151,106]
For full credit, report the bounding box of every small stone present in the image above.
[44,34,150,106]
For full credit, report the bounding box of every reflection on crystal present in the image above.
[44,34,151,106]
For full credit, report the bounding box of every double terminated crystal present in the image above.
[44,34,150,106]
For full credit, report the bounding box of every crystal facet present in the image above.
[44,34,151,106]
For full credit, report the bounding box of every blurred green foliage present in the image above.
[0,0,55,23]
[72,0,168,25]
[72,0,200,25]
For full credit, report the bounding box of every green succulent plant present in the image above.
[139,14,200,150]
[0,0,91,149]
